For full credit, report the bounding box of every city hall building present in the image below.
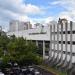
[7,18,75,73]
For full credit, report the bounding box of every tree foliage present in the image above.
[0,34,43,67]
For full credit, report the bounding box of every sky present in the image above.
[0,0,75,31]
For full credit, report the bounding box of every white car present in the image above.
[28,66,34,71]
[34,69,40,75]
[0,72,4,75]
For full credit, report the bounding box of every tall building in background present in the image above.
[34,23,42,28]
[9,20,32,32]
[0,26,6,36]
[0,26,2,31]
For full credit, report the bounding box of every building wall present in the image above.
[9,20,20,32]
[7,26,50,41]
[0,26,2,31]
[7,19,75,64]
[9,20,32,32]
[50,19,75,65]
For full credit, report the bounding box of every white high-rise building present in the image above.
[9,20,32,32]
[0,26,2,31]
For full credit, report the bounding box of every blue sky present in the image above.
[0,0,75,31]
[24,0,66,18]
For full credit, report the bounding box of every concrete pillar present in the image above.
[63,21,68,66]
[36,40,38,47]
[48,25,52,60]
[60,22,63,63]
[68,21,73,68]
[56,22,59,63]
[43,40,45,60]
[52,24,56,60]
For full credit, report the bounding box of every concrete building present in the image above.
[9,20,32,32]
[0,26,2,31]
[0,26,6,36]
[7,18,75,74]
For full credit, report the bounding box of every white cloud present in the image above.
[18,15,30,21]
[30,16,54,26]
[0,0,44,31]
[57,11,73,21]
[44,17,54,23]
[50,0,75,21]
[1,0,75,31]
[50,1,64,5]
[24,4,42,14]
[0,0,42,14]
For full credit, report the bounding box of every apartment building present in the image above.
[9,20,32,32]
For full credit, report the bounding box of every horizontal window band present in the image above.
[59,41,75,44]
[52,30,75,34]
[59,41,70,44]
[51,49,75,56]
[50,41,75,45]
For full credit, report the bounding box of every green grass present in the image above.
[37,64,67,75]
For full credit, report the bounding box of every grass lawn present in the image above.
[37,64,67,75]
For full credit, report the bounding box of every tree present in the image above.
[0,35,43,67]
[0,48,3,57]
[0,35,9,50]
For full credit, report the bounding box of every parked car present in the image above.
[28,66,34,71]
[0,72,4,75]
[34,69,40,75]
[0,70,4,75]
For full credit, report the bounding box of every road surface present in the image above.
[35,66,55,75]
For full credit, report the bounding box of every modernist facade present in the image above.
[7,19,75,73]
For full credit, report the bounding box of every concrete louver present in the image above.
[56,19,64,67]
[59,21,73,70]
[48,18,74,72]
[53,20,60,66]
[66,21,73,70]
[49,18,73,70]
[48,25,53,62]
[61,19,68,69]
[49,24,56,65]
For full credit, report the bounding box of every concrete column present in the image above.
[56,22,59,63]
[36,40,38,47]
[48,25,52,60]
[43,40,45,60]
[60,22,63,63]
[63,21,68,65]
[52,24,56,60]
[68,21,73,68]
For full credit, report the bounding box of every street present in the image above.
[0,65,55,75]
[35,66,55,75]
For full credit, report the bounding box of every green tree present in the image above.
[0,35,43,67]
[0,48,3,57]
[0,35,9,50]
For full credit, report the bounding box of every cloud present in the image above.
[30,16,54,25]
[0,0,44,31]
[57,11,74,21]
[50,0,75,21]
[44,17,54,23]
[24,4,43,14]
[1,0,75,32]
[0,0,42,14]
